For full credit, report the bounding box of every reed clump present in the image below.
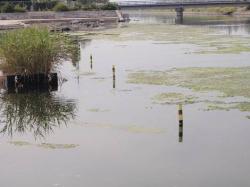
[0,27,76,75]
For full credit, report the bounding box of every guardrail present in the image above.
[118,0,250,7]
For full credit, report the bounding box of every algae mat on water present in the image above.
[128,67,250,98]
[72,24,250,54]
[128,67,250,114]
[152,92,198,105]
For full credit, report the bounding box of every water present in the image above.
[1,9,250,187]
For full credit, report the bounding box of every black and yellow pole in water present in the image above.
[112,65,116,89]
[90,54,93,70]
[178,104,183,143]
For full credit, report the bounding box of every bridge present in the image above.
[117,0,250,22]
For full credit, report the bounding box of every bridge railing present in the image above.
[117,0,250,6]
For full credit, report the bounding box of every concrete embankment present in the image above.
[0,10,125,31]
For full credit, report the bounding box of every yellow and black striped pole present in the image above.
[90,54,93,70]
[178,104,183,142]
[112,65,116,89]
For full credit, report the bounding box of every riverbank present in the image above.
[122,6,250,16]
[0,10,126,31]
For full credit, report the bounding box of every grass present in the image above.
[0,27,77,75]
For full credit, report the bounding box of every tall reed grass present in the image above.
[0,27,77,75]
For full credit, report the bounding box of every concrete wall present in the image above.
[0,11,118,20]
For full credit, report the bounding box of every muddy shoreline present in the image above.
[0,10,125,31]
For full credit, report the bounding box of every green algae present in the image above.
[8,141,79,149]
[152,92,197,105]
[128,67,250,99]
[8,141,32,146]
[87,108,110,112]
[80,122,165,134]
[128,67,250,112]
[71,23,250,54]
[203,102,250,113]
[204,103,237,111]
[38,143,79,149]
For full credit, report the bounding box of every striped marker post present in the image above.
[90,54,93,70]
[112,65,116,89]
[178,104,183,142]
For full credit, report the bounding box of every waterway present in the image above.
[1,9,250,187]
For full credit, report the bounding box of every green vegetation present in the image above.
[128,67,250,114]
[100,2,118,10]
[152,92,197,105]
[219,7,237,15]
[0,2,27,13]
[8,141,79,149]
[0,0,117,12]
[38,143,79,149]
[1,2,15,13]
[128,67,250,98]
[0,1,58,12]
[87,108,110,112]
[13,4,26,12]
[203,102,250,114]
[81,3,99,10]
[53,2,69,12]
[73,24,250,54]
[0,27,77,74]
[186,6,238,15]
[9,141,32,146]
[79,2,118,10]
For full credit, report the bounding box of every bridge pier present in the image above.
[175,7,184,24]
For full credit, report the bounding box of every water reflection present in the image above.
[71,39,81,67]
[0,92,77,139]
[112,65,116,89]
[178,104,183,143]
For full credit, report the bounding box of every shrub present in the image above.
[100,2,118,10]
[14,4,27,13]
[1,2,15,13]
[82,3,99,10]
[219,7,237,15]
[33,1,58,11]
[0,27,76,74]
[53,3,69,12]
